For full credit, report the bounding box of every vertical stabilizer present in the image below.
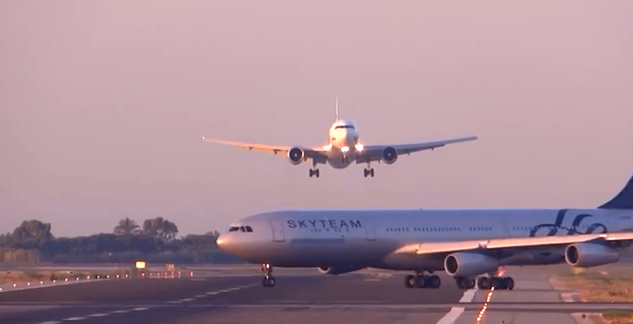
[598,173,633,209]
[335,96,339,121]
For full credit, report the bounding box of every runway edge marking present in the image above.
[434,288,477,324]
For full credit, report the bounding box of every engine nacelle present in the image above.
[444,252,499,277]
[287,147,304,165]
[564,243,620,268]
[317,265,365,275]
[382,146,398,164]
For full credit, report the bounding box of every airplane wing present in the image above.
[394,232,633,256]
[202,137,328,163]
[356,136,478,164]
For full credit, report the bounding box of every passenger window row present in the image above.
[386,227,492,232]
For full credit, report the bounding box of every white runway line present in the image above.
[37,321,61,324]
[110,310,129,314]
[131,307,150,311]
[63,317,86,321]
[87,313,109,317]
[434,289,477,324]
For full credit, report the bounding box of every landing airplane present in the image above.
[202,98,478,178]
[217,170,633,288]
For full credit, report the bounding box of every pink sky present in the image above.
[1,1,632,237]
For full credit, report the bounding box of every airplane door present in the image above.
[365,224,377,241]
[269,220,285,242]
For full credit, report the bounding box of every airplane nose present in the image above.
[216,234,228,250]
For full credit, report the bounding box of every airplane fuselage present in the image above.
[325,119,361,169]
[218,208,633,272]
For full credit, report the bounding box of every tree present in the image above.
[113,218,141,236]
[12,220,54,248]
[142,217,178,241]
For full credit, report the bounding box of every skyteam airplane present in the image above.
[202,98,478,178]
[217,171,633,288]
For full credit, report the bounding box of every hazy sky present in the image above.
[2,1,632,237]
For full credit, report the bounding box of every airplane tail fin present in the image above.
[335,96,339,121]
[598,172,633,209]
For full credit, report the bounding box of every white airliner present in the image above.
[202,98,478,177]
[217,171,633,288]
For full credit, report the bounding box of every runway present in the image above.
[0,266,618,324]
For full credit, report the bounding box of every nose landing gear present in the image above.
[261,263,275,287]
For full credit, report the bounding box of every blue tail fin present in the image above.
[598,173,633,209]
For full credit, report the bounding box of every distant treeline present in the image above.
[0,218,242,264]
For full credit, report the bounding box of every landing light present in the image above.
[341,146,349,152]
[355,144,364,151]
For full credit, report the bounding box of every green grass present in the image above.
[602,311,633,324]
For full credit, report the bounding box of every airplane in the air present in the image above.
[216,170,633,288]
[202,98,478,178]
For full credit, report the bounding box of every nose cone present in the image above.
[216,234,229,252]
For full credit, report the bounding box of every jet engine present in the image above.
[287,147,304,165]
[564,243,620,268]
[444,252,499,277]
[317,265,365,275]
[382,146,398,164]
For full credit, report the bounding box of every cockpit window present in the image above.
[334,125,354,130]
[228,225,253,233]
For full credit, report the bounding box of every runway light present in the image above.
[476,269,506,324]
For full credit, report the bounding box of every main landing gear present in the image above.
[364,163,374,177]
[455,276,476,290]
[261,263,275,287]
[476,275,514,290]
[404,272,441,289]
[309,160,320,178]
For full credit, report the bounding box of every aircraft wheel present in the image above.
[477,276,490,290]
[404,275,415,288]
[504,277,514,290]
[457,277,475,289]
[415,275,427,288]
[428,275,441,289]
[262,276,275,287]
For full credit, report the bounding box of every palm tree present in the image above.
[113,218,141,236]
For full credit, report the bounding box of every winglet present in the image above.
[598,172,633,209]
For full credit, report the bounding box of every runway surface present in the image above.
[0,265,619,324]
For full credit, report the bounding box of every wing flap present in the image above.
[393,136,479,154]
[396,232,633,256]
[202,137,328,163]
[202,137,289,154]
[357,136,478,163]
